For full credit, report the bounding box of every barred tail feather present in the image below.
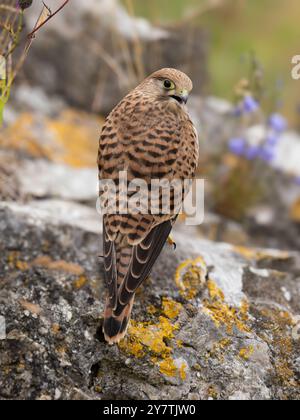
[103,296,134,345]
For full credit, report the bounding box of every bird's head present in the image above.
[142,68,193,107]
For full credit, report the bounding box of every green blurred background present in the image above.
[123,0,300,124]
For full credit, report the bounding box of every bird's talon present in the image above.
[167,236,177,250]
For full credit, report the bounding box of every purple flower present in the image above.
[268,113,287,133]
[265,133,280,147]
[17,0,33,10]
[260,145,276,163]
[243,96,259,114]
[245,145,261,160]
[228,138,246,156]
[233,106,243,117]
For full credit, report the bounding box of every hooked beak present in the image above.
[171,89,189,105]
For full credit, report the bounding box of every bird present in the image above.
[98,68,199,344]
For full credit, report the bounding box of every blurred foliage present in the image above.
[124,0,300,125]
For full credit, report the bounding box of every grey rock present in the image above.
[0,202,299,400]
[17,159,98,202]
[22,0,207,114]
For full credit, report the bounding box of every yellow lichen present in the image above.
[119,298,187,380]
[45,110,102,168]
[179,361,188,380]
[175,256,207,300]
[120,316,177,358]
[206,338,232,363]
[290,197,300,222]
[73,275,88,289]
[239,346,254,361]
[159,357,178,377]
[162,297,182,319]
[233,246,290,262]
[208,385,219,399]
[203,280,251,334]
[257,307,297,390]
[0,110,102,168]
[8,252,29,271]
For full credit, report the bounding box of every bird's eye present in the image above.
[163,79,175,90]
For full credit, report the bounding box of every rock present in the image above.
[12,85,66,118]
[1,200,101,233]
[0,201,299,400]
[16,159,97,202]
[0,109,102,168]
[21,0,207,114]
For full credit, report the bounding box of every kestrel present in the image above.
[98,68,199,344]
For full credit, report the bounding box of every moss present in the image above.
[175,256,207,300]
[203,280,251,334]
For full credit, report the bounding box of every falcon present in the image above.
[98,68,199,344]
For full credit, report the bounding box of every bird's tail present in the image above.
[103,296,135,345]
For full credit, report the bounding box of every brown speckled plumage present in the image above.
[98,68,199,344]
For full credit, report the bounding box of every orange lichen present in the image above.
[19,299,42,315]
[31,256,84,275]
[203,280,251,334]
[175,256,207,300]
[51,324,61,334]
[8,252,86,277]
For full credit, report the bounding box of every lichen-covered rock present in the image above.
[0,202,299,400]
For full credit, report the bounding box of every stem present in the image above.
[27,0,70,39]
